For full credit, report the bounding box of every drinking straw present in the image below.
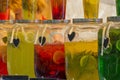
[34,24,47,45]
[68,19,73,35]
[34,24,42,44]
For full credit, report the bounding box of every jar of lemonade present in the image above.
[98,16,120,80]
[7,20,39,78]
[65,18,103,80]
[83,0,99,18]
[34,20,70,79]
[0,20,11,76]
[116,0,120,16]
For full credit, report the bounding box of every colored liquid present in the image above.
[0,0,9,20]
[83,0,99,18]
[65,41,99,80]
[0,46,8,76]
[22,0,36,20]
[7,32,35,77]
[98,29,120,80]
[116,0,120,16]
[34,44,66,79]
[51,0,66,19]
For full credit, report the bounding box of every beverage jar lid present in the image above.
[73,18,103,24]
[0,20,12,23]
[107,16,120,22]
[14,20,42,23]
[42,19,70,24]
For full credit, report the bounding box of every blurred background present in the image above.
[66,0,116,22]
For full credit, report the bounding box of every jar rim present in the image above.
[0,20,11,23]
[73,18,103,23]
[107,16,120,22]
[42,19,70,24]
[15,20,42,23]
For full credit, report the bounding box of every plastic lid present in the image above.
[107,16,120,22]
[42,20,70,24]
[73,18,103,23]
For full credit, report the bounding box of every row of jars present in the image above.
[1,0,120,20]
[0,16,120,80]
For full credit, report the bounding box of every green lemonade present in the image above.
[65,40,99,80]
[98,28,120,80]
[7,32,35,77]
[22,0,36,20]
[116,0,120,16]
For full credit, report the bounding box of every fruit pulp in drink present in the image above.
[65,41,99,80]
[34,44,66,79]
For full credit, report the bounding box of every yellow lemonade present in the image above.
[7,32,35,77]
[65,40,99,80]
[83,0,99,18]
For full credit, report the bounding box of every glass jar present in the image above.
[22,0,37,20]
[0,20,11,76]
[83,0,99,18]
[34,20,70,79]
[98,16,120,80]
[36,0,52,20]
[50,0,66,19]
[65,18,103,80]
[0,0,10,20]
[7,20,40,78]
[116,0,120,16]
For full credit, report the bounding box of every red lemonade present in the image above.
[0,0,9,20]
[34,44,66,79]
[51,0,66,19]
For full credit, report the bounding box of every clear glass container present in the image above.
[83,0,99,18]
[0,0,10,20]
[65,18,103,80]
[0,20,11,76]
[22,0,37,20]
[7,20,40,78]
[51,0,66,19]
[34,20,70,79]
[116,0,120,16]
[98,16,120,80]
[36,0,52,20]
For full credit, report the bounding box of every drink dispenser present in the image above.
[0,20,12,76]
[7,20,39,78]
[34,20,70,79]
[98,16,120,80]
[65,18,103,80]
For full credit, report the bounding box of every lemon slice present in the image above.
[80,55,97,71]
[25,32,35,43]
[53,51,65,64]
[116,40,120,51]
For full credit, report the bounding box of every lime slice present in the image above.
[116,40,120,51]
[80,55,89,67]
[80,55,97,71]
[25,32,34,43]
